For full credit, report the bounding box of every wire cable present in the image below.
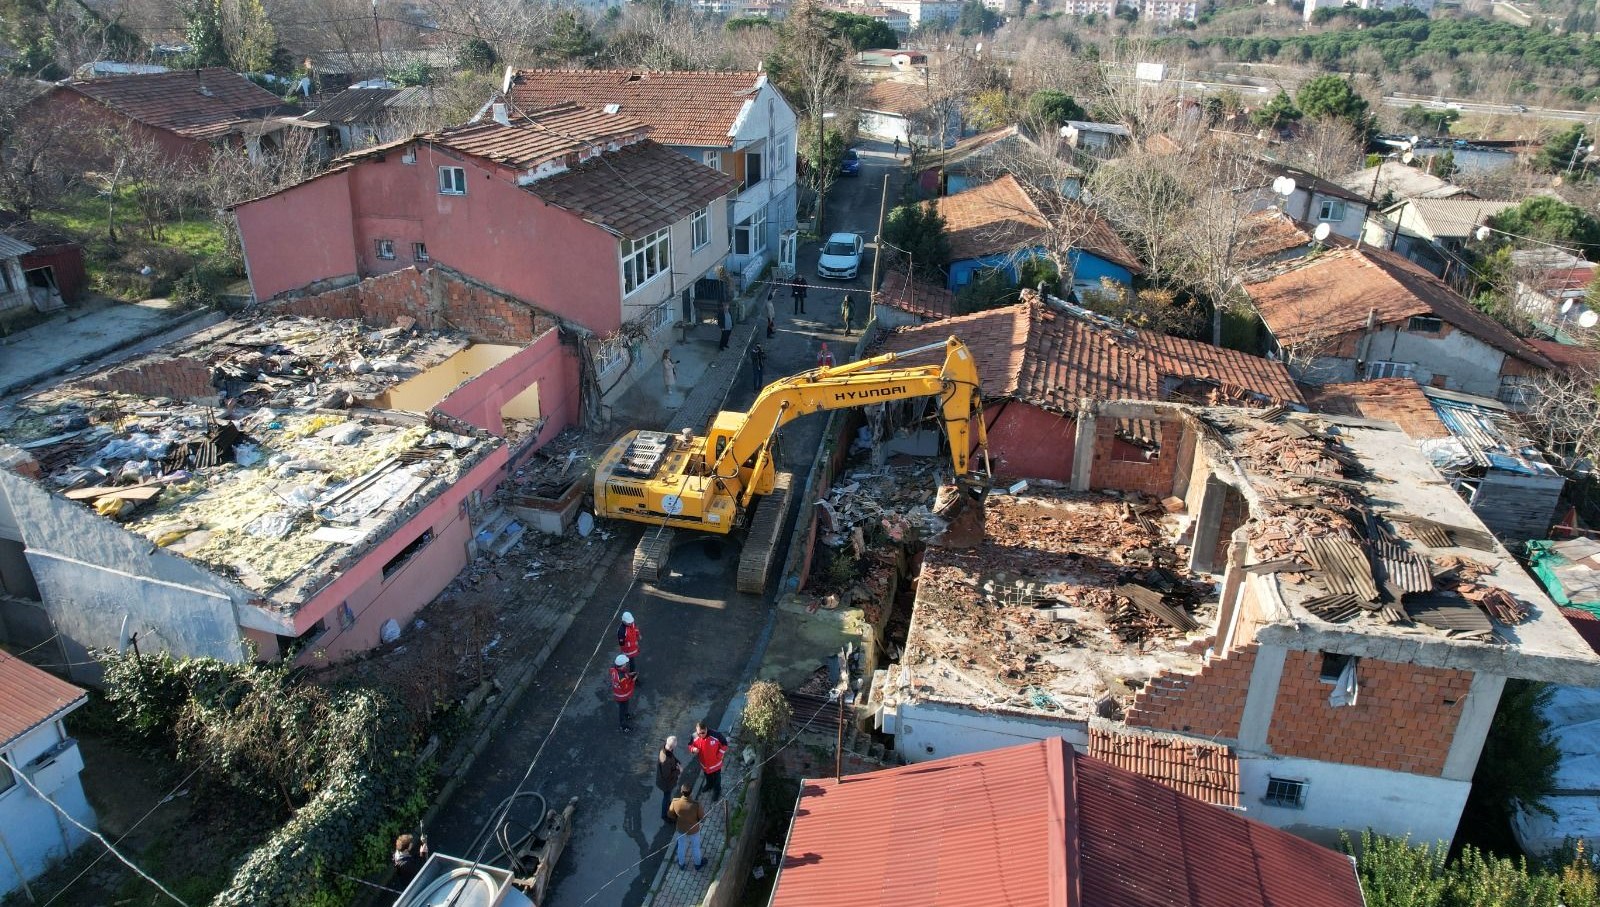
[0,754,190,907]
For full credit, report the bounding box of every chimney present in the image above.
[492,102,510,126]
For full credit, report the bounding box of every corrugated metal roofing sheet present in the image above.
[771,738,1365,907]
[0,654,86,747]
[0,232,36,259]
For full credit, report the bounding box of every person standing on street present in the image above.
[617,611,640,678]
[750,344,766,393]
[791,275,808,314]
[893,136,902,157]
[661,350,678,400]
[609,654,636,732]
[717,302,733,351]
[817,341,835,369]
[764,287,777,337]
[840,293,855,336]
[668,785,706,870]
[689,722,728,802]
[655,737,682,824]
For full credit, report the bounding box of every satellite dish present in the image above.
[1475,225,1492,242]
[1580,310,1599,329]
[975,42,983,53]
[1564,298,1577,314]
[1313,223,1332,242]
[1402,151,1415,164]
[1277,176,1297,197]
[1410,135,1421,146]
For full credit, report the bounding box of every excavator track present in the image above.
[633,528,675,582]
[736,472,794,595]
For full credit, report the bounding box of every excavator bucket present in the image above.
[931,480,989,549]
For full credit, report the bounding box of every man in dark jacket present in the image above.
[717,302,733,350]
[791,275,808,314]
[656,736,682,823]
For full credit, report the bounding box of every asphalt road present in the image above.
[425,149,895,907]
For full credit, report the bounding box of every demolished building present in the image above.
[871,401,1600,844]
[0,273,581,680]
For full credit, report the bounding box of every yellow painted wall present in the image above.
[385,344,522,413]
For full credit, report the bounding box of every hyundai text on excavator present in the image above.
[592,336,992,593]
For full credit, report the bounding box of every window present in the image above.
[1318,199,1346,222]
[595,340,627,377]
[691,206,711,251]
[774,137,791,178]
[0,265,12,293]
[0,756,11,796]
[622,228,671,296]
[413,242,429,262]
[383,528,434,580]
[1365,360,1414,380]
[438,165,467,195]
[1407,315,1443,333]
[734,206,768,256]
[745,150,764,188]
[1499,375,1536,407]
[1264,777,1307,809]
[651,300,675,331]
[401,149,416,165]
[375,239,396,260]
[275,618,327,658]
[1319,651,1355,683]
[704,150,722,171]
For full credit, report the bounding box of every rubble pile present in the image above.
[814,463,949,549]
[0,315,493,599]
[909,489,1213,700]
[504,427,603,498]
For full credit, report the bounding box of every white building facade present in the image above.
[0,659,93,898]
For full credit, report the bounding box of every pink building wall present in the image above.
[434,329,580,449]
[287,444,510,662]
[236,147,627,335]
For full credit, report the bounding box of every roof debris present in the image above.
[0,315,500,606]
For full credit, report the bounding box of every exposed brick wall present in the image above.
[1124,643,1256,740]
[1090,417,1183,496]
[1266,650,1471,777]
[273,267,555,344]
[1213,484,1250,570]
[79,357,215,400]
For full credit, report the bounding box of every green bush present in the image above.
[171,267,220,308]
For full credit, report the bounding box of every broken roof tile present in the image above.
[506,68,763,147]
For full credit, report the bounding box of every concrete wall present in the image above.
[434,329,580,448]
[0,469,254,683]
[238,146,627,335]
[288,445,508,662]
[0,718,93,897]
[896,697,1089,762]
[1239,754,1469,845]
[1297,321,1511,397]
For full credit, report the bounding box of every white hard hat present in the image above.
[622,611,635,624]
[615,654,630,667]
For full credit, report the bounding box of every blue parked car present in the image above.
[839,148,861,177]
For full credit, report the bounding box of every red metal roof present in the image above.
[0,654,86,747]
[772,738,1365,907]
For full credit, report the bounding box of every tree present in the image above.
[457,37,499,73]
[1490,195,1600,254]
[771,0,852,234]
[1295,75,1370,128]
[1249,90,1301,130]
[741,680,792,752]
[180,0,276,73]
[826,11,897,49]
[955,267,1017,313]
[957,0,1001,35]
[545,9,602,61]
[1398,103,1458,136]
[1026,89,1086,130]
[882,201,949,280]
[1475,679,1560,821]
[0,76,73,219]
[1536,123,1590,175]
[1282,116,1364,179]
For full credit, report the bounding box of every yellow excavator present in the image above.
[593,336,991,593]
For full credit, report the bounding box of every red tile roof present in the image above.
[1529,339,1600,376]
[883,301,1303,410]
[1304,379,1452,439]
[60,68,289,141]
[1246,246,1553,370]
[505,68,764,148]
[875,269,958,319]
[859,78,931,116]
[526,139,738,238]
[430,103,651,170]
[1561,608,1600,656]
[0,654,86,747]
[771,738,1365,907]
[1087,726,1240,808]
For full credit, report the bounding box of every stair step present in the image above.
[489,521,525,557]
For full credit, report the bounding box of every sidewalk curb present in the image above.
[421,539,627,829]
[0,306,221,398]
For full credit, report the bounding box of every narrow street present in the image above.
[426,144,896,907]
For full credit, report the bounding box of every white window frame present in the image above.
[691,206,711,252]
[412,242,429,262]
[375,239,396,260]
[622,228,671,297]
[650,300,675,332]
[734,205,768,257]
[773,137,791,179]
[1318,198,1346,222]
[595,339,627,378]
[438,165,467,195]
[1365,360,1414,380]
[704,150,722,171]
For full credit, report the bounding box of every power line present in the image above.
[0,754,190,907]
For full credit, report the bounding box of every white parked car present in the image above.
[817,232,864,280]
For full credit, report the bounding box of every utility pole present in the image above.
[371,0,387,82]
[868,172,889,297]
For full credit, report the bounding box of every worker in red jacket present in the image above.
[610,654,636,733]
[617,611,640,678]
[689,721,728,801]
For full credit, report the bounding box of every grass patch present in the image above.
[32,188,235,301]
